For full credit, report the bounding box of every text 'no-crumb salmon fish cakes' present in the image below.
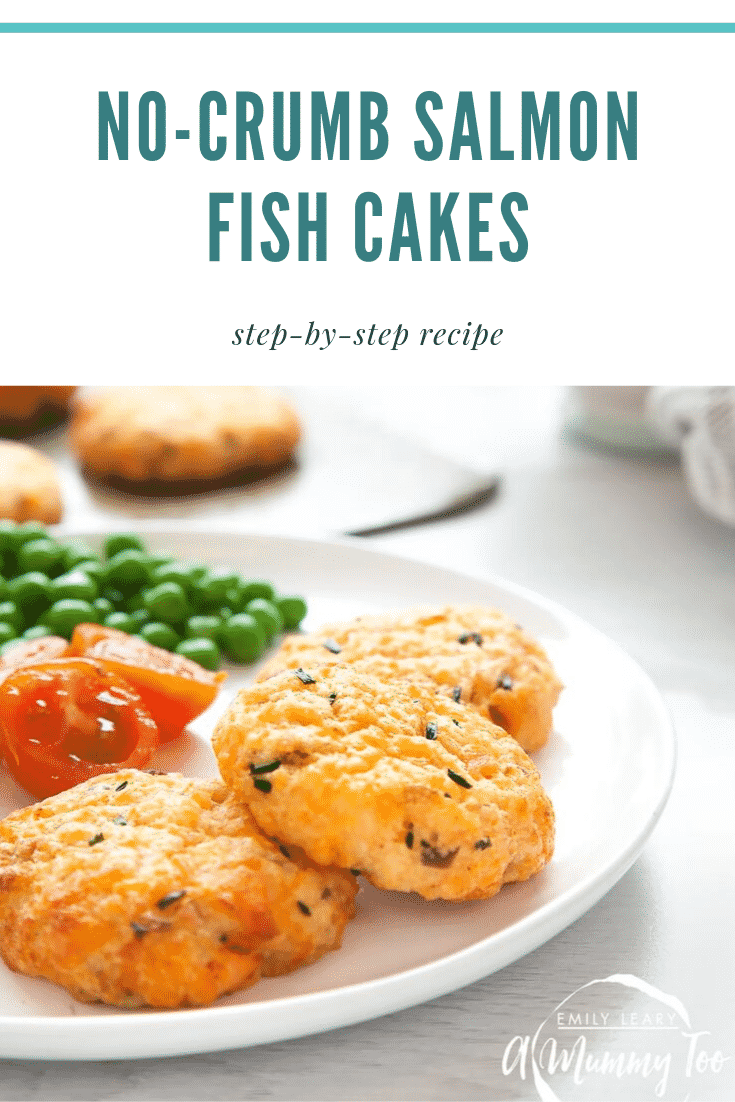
[0,771,357,1009]
[256,606,563,753]
[213,666,555,902]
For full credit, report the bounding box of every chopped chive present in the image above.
[474,838,493,850]
[425,721,437,740]
[115,781,128,792]
[279,845,292,859]
[249,760,281,775]
[497,674,514,690]
[447,769,472,789]
[327,692,337,705]
[452,719,460,727]
[405,830,414,849]
[88,833,104,846]
[297,901,311,916]
[322,638,341,654]
[349,868,361,876]
[112,815,127,826]
[130,921,148,939]
[295,667,316,684]
[458,632,483,646]
[156,889,187,910]
[452,686,461,703]
[253,777,272,793]
[219,934,228,943]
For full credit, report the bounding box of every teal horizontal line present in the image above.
[0,22,734,33]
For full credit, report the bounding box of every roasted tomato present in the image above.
[67,625,226,743]
[0,636,68,675]
[0,659,159,799]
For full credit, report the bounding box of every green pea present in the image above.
[16,538,62,576]
[218,606,234,620]
[143,582,189,624]
[102,586,126,608]
[187,563,209,583]
[42,599,97,639]
[221,613,266,663]
[104,611,137,633]
[76,559,107,584]
[0,576,7,603]
[199,568,240,606]
[185,615,221,641]
[59,541,97,573]
[275,595,308,630]
[5,521,49,553]
[140,622,180,650]
[129,609,151,630]
[48,570,98,604]
[105,549,150,591]
[0,520,18,554]
[93,597,115,620]
[0,622,17,646]
[7,573,51,620]
[146,552,175,570]
[151,562,194,593]
[103,533,146,560]
[175,637,221,671]
[245,598,283,642]
[126,592,147,613]
[239,579,276,605]
[22,624,53,641]
[0,601,24,632]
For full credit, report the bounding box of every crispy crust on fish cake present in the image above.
[213,667,554,902]
[70,386,300,488]
[0,771,356,1008]
[257,606,562,752]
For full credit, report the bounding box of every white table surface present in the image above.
[1,387,733,1102]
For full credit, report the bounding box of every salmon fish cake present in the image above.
[257,606,563,752]
[213,667,554,902]
[0,770,356,1009]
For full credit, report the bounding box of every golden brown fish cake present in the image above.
[70,386,300,489]
[257,606,562,753]
[0,770,356,1009]
[0,387,77,435]
[213,666,554,902]
[0,440,63,524]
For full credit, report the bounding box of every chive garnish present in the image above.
[112,815,127,826]
[279,845,292,859]
[447,769,472,789]
[253,778,272,793]
[295,668,316,684]
[425,721,437,740]
[497,674,513,690]
[322,638,341,654]
[130,921,148,939]
[474,838,492,850]
[405,830,414,849]
[115,781,128,792]
[249,760,281,775]
[157,889,187,910]
[452,719,460,727]
[88,833,104,846]
[458,632,483,646]
[452,686,461,703]
[327,692,337,705]
[297,901,311,916]
[349,868,361,876]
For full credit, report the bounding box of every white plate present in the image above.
[0,531,675,1061]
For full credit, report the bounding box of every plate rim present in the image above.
[0,528,677,1060]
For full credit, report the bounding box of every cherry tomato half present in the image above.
[0,659,159,799]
